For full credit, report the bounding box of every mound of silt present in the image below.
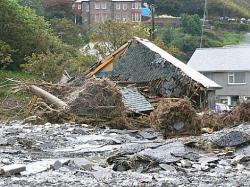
[150,98,201,138]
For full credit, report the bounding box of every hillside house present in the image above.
[72,0,142,29]
[188,46,250,106]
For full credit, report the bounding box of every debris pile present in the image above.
[201,102,250,131]
[150,98,201,138]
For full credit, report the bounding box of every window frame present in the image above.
[95,3,100,9]
[122,3,127,10]
[101,2,107,10]
[228,72,246,85]
[116,3,121,10]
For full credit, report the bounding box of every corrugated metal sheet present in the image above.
[121,88,154,113]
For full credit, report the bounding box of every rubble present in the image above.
[0,121,249,186]
[0,164,26,176]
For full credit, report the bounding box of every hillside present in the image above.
[154,0,250,18]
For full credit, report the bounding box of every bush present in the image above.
[181,14,202,36]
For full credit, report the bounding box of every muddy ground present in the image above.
[0,121,249,187]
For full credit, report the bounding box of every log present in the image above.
[29,85,69,110]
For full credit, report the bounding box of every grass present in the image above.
[0,70,35,121]
[221,33,244,46]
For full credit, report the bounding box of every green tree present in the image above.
[50,18,83,48]
[22,44,96,82]
[19,0,45,16]
[181,14,202,36]
[89,20,149,56]
[0,0,60,69]
[0,41,14,69]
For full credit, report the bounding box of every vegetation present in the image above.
[50,18,83,48]
[154,0,250,18]
[89,20,149,56]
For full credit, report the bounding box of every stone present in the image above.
[137,142,187,164]
[0,164,26,176]
[159,164,177,172]
[71,127,88,135]
[137,129,159,140]
[1,158,11,165]
[52,160,63,170]
[180,159,192,168]
[231,154,250,166]
[70,158,93,170]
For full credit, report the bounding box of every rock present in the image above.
[137,142,187,164]
[21,161,51,176]
[0,138,8,146]
[199,154,219,164]
[182,152,200,161]
[72,127,88,135]
[70,158,93,170]
[215,131,247,147]
[137,129,159,140]
[231,154,250,166]
[0,164,26,176]
[180,159,192,168]
[112,160,132,172]
[159,164,177,172]
[1,158,11,165]
[52,160,62,170]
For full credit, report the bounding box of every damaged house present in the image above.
[87,37,221,110]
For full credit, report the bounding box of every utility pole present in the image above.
[148,0,155,41]
[151,4,155,40]
[200,0,207,48]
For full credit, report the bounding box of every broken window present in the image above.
[228,72,246,84]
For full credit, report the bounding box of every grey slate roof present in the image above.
[188,46,250,72]
[120,88,154,113]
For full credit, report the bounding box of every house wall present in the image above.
[74,0,142,29]
[209,72,250,96]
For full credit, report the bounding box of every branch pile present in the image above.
[201,102,250,131]
[150,98,201,138]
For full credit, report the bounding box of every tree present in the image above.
[22,44,96,82]
[89,20,149,56]
[0,0,60,69]
[50,18,83,48]
[181,14,202,36]
[19,0,45,16]
[0,41,14,69]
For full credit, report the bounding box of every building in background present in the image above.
[188,46,250,106]
[72,0,142,29]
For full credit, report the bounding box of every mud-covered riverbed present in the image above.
[0,121,249,186]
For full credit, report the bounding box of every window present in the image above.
[101,2,107,9]
[132,2,141,9]
[95,3,100,9]
[116,3,121,10]
[86,4,89,12]
[228,72,246,84]
[116,14,121,20]
[122,16,127,22]
[123,3,127,10]
[132,13,141,22]
[102,13,108,21]
[72,4,75,9]
[78,4,81,10]
[95,14,100,23]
